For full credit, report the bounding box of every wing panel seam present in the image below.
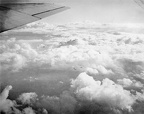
[32,6,65,16]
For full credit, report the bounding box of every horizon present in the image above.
[41,0,144,24]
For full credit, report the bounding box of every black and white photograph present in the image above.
[1,0,144,114]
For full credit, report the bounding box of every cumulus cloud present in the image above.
[86,67,99,75]
[117,78,133,87]
[1,21,144,113]
[0,86,48,114]
[23,107,36,114]
[0,85,14,113]
[71,72,135,111]
[117,78,143,88]
[19,43,38,60]
[18,92,38,105]
[1,22,144,75]
[0,83,143,114]
[96,65,114,75]
[135,90,144,101]
[0,39,39,72]
[0,52,26,71]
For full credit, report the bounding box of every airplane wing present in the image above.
[0,2,69,33]
[134,0,144,9]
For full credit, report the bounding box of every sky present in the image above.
[41,0,144,24]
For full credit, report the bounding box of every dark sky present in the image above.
[42,0,144,24]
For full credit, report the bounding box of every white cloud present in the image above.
[96,65,114,75]
[0,52,26,71]
[0,86,47,114]
[19,43,38,60]
[1,21,144,114]
[1,21,144,74]
[71,72,135,111]
[135,90,144,101]
[13,21,56,34]
[117,78,133,87]
[86,67,99,75]
[0,40,40,71]
[133,81,143,88]
[1,22,144,84]
[18,92,38,105]
[117,78,143,88]
[0,85,14,113]
[22,107,36,114]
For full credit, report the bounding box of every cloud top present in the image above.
[71,72,135,111]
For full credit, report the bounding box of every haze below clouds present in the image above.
[42,0,144,24]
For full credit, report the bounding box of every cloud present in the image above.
[1,21,144,75]
[117,78,143,88]
[0,83,144,114]
[0,85,14,113]
[22,107,36,114]
[0,39,39,72]
[71,72,135,111]
[96,65,114,75]
[86,67,99,75]
[19,43,38,60]
[0,52,27,71]
[1,21,144,114]
[18,92,38,105]
[12,21,55,34]
[135,90,144,101]
[0,86,48,114]
[117,78,133,87]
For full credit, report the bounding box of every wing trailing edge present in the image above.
[0,2,69,33]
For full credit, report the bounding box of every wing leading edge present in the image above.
[0,2,69,33]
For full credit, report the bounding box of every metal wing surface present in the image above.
[0,2,69,33]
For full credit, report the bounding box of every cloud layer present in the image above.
[1,21,144,114]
